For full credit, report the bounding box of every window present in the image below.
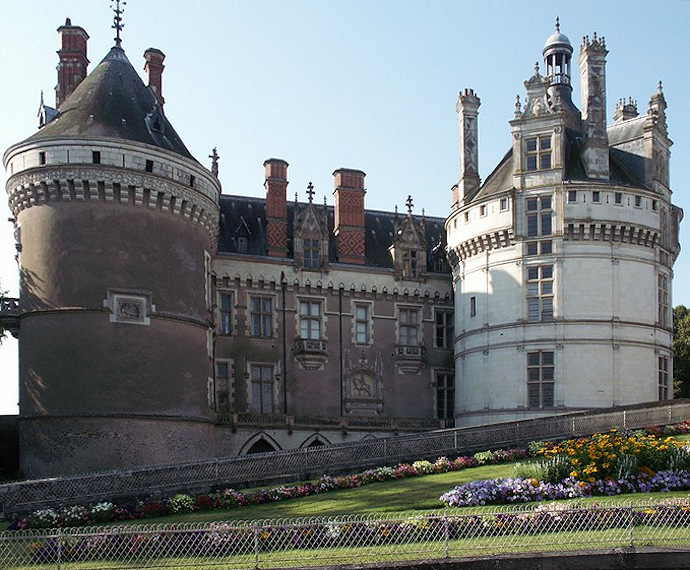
[216,361,230,410]
[464,212,469,223]
[479,205,487,217]
[402,250,420,278]
[658,274,669,327]
[303,238,320,270]
[92,151,101,164]
[250,297,273,337]
[526,196,552,238]
[527,265,554,322]
[635,195,642,208]
[436,372,455,420]
[567,190,577,203]
[658,356,670,401]
[145,159,154,172]
[435,310,454,349]
[250,364,274,413]
[189,174,195,188]
[526,240,552,256]
[525,135,552,171]
[527,351,554,408]
[470,296,477,318]
[652,200,659,212]
[500,197,509,211]
[615,192,623,205]
[219,293,232,335]
[398,307,419,346]
[300,300,322,339]
[355,304,370,344]
[592,191,601,203]
[237,236,248,254]
[39,151,46,165]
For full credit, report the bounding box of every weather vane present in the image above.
[111,0,126,47]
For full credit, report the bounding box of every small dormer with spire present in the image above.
[390,195,427,281]
[293,182,329,272]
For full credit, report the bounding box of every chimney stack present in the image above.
[579,33,609,180]
[264,159,289,258]
[333,169,366,265]
[456,89,481,203]
[144,48,166,104]
[55,18,89,108]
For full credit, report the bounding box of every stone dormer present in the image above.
[390,196,427,281]
[293,183,329,272]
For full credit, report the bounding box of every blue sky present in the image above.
[0,1,688,414]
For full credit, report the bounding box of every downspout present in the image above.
[281,271,288,415]
[339,284,344,417]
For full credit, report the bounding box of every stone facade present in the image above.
[445,22,681,426]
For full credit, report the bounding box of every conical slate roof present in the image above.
[26,46,194,160]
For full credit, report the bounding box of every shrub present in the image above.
[412,460,435,475]
[90,501,115,523]
[473,451,494,465]
[28,509,59,529]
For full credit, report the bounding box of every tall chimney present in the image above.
[456,89,481,202]
[144,48,166,104]
[55,18,89,108]
[333,169,366,265]
[579,33,609,180]
[264,159,289,258]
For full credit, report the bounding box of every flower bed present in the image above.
[441,428,690,508]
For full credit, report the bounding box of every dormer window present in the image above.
[402,249,419,278]
[303,238,320,270]
[525,135,551,171]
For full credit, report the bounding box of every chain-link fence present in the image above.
[2,499,690,569]
[1,401,688,516]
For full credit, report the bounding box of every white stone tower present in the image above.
[445,21,682,426]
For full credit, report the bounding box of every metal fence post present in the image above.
[628,501,634,547]
[444,515,450,558]
[56,527,62,570]
[254,524,260,569]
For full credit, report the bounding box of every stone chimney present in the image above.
[144,48,166,104]
[333,168,366,265]
[579,33,609,180]
[55,18,89,108]
[264,159,289,257]
[456,89,481,203]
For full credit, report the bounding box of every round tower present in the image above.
[3,26,221,477]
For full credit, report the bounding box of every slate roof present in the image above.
[465,125,649,204]
[25,46,194,160]
[217,195,449,272]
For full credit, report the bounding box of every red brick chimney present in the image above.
[264,159,289,257]
[333,168,366,265]
[144,48,166,104]
[55,18,89,108]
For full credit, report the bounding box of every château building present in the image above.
[446,21,682,426]
[0,13,680,477]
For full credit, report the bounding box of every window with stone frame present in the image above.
[354,304,371,344]
[299,300,322,340]
[525,135,552,171]
[402,249,421,278]
[527,351,554,409]
[218,292,232,335]
[436,371,455,420]
[398,307,420,346]
[658,274,669,328]
[249,296,273,337]
[435,309,454,349]
[215,360,231,411]
[526,265,554,322]
[658,356,670,401]
[250,364,274,413]
[303,238,320,270]
[526,195,552,238]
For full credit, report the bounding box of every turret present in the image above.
[456,89,481,204]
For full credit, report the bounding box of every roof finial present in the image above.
[111,0,126,47]
[405,195,414,215]
[555,16,560,33]
[209,147,220,177]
